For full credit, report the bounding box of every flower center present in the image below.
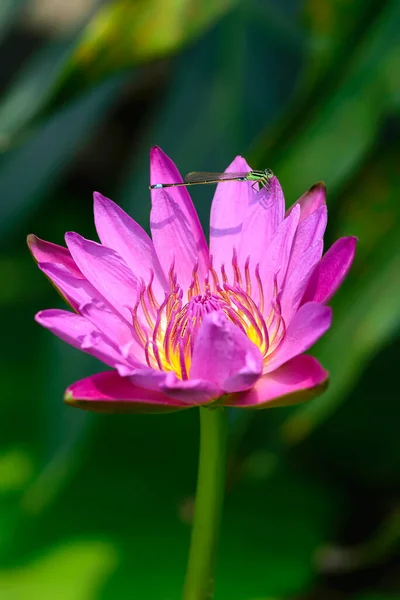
[131,253,286,379]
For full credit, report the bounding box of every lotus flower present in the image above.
[28,147,356,413]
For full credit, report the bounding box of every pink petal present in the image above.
[286,182,326,223]
[160,372,221,404]
[238,176,285,270]
[127,368,220,405]
[65,232,139,321]
[280,240,324,323]
[258,204,300,310]
[301,236,357,305]
[27,234,82,277]
[223,355,328,408]
[65,371,190,413]
[286,205,327,280]
[79,300,145,367]
[35,309,126,368]
[150,146,208,283]
[265,302,332,373]
[209,156,255,279]
[190,311,263,393]
[150,189,200,292]
[38,264,147,365]
[39,262,102,312]
[93,192,167,297]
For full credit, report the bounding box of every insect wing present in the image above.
[184,171,249,183]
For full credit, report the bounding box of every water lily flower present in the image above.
[28,147,356,413]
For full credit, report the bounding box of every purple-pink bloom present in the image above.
[28,147,356,413]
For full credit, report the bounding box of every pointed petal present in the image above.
[265,302,332,372]
[238,176,285,269]
[286,182,326,222]
[209,156,255,279]
[65,232,139,321]
[65,371,189,413]
[35,309,126,368]
[39,262,102,312]
[27,234,82,277]
[280,240,324,323]
[223,355,328,408]
[150,189,199,291]
[93,192,167,297]
[150,146,208,282]
[301,236,357,304]
[258,204,301,311]
[286,205,327,279]
[190,311,263,393]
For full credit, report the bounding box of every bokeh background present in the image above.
[1,1,399,598]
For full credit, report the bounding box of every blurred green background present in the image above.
[0,0,399,598]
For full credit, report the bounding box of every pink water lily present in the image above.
[28,147,356,413]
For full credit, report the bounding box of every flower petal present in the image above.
[280,240,324,323]
[65,371,189,413]
[150,189,199,291]
[35,309,126,368]
[190,311,263,393]
[301,236,357,304]
[223,355,328,408]
[93,192,167,297]
[238,176,285,275]
[286,182,326,222]
[161,372,221,404]
[286,205,327,279]
[209,156,255,279]
[39,262,102,312]
[265,302,332,372]
[125,368,220,404]
[150,146,208,283]
[65,232,139,321]
[258,204,300,310]
[79,300,145,366]
[27,234,82,277]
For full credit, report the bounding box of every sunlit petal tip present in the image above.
[27,233,82,276]
[149,145,182,184]
[287,180,327,221]
[310,180,327,194]
[26,233,38,256]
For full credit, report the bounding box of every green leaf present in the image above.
[0,540,117,600]
[252,0,400,200]
[0,74,126,237]
[0,39,77,146]
[68,0,239,78]
[0,449,34,494]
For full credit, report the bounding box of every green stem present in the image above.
[183,406,228,600]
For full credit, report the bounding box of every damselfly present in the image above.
[149,168,274,191]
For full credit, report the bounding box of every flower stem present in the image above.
[183,406,228,600]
